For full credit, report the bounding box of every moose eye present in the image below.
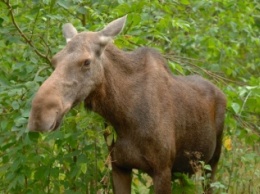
[83,59,91,67]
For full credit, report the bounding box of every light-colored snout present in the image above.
[28,108,61,132]
[27,78,70,132]
[28,94,64,132]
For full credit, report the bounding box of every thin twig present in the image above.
[29,8,40,41]
[239,91,252,116]
[58,4,81,21]
[165,54,245,85]
[4,0,51,64]
[39,35,52,57]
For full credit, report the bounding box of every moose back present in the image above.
[28,16,226,194]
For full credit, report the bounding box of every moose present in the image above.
[28,16,226,194]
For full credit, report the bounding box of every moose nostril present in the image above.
[49,112,62,131]
[49,114,59,131]
[49,120,57,131]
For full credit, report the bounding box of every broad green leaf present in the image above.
[231,103,240,114]
[180,0,190,5]
[80,163,87,174]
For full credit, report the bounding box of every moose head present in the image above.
[28,16,127,132]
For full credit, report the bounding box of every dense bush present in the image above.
[0,0,259,193]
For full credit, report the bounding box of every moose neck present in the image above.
[85,43,170,136]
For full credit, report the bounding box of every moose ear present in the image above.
[62,23,78,43]
[99,15,127,45]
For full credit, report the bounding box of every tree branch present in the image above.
[4,0,51,64]
[165,54,245,86]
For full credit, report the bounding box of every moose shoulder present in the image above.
[28,16,226,194]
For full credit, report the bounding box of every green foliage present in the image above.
[0,0,259,193]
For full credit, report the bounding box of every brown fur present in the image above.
[86,44,226,193]
[28,16,226,194]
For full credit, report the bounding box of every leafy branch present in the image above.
[165,54,245,86]
[3,0,51,64]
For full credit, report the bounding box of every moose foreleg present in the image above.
[153,168,172,194]
[112,164,132,194]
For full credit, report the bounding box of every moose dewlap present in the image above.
[28,16,226,194]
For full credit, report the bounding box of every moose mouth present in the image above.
[49,114,64,131]
[50,120,61,131]
[28,115,63,132]
[49,118,62,131]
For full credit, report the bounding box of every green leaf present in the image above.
[77,7,87,15]
[106,133,114,147]
[57,1,70,9]
[28,131,40,142]
[180,0,190,5]
[231,103,240,114]
[11,101,19,110]
[80,163,87,174]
